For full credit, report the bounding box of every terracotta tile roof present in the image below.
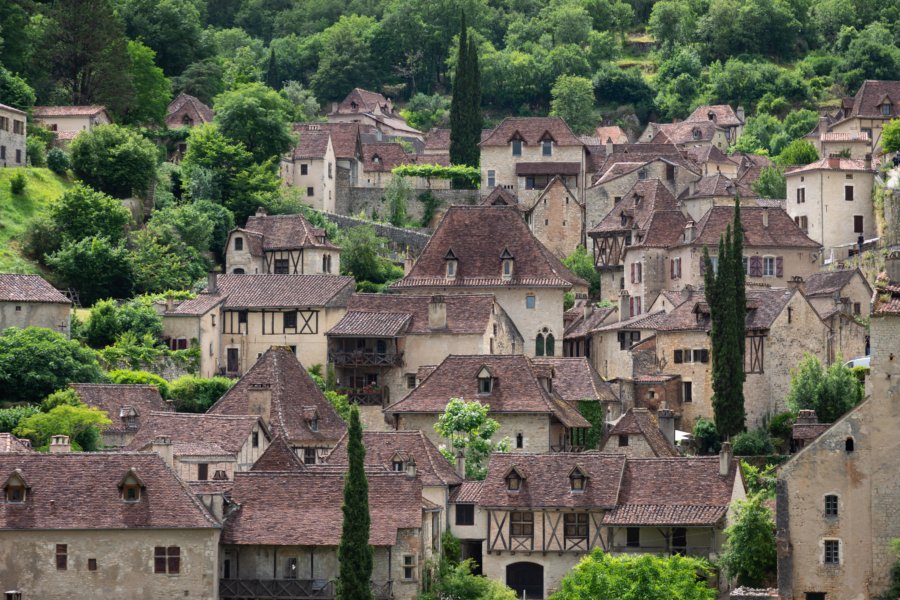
[125,412,265,457]
[605,408,678,457]
[478,453,626,508]
[595,161,645,183]
[251,435,305,471]
[164,291,225,316]
[847,80,900,118]
[530,357,618,404]
[393,206,585,289]
[595,126,629,144]
[786,158,872,175]
[290,128,331,159]
[165,93,213,128]
[655,288,796,332]
[326,430,462,487]
[0,103,26,116]
[481,186,524,210]
[333,88,392,115]
[0,452,218,529]
[680,173,755,199]
[634,210,689,248]
[589,179,679,236]
[328,293,498,336]
[480,117,584,147]
[651,121,721,145]
[223,471,421,545]
[0,434,31,453]
[362,142,414,172]
[171,274,355,313]
[515,162,581,176]
[792,423,831,441]
[71,384,171,434]
[804,269,866,297]
[685,105,744,127]
[602,456,738,526]
[0,274,70,304]
[683,144,737,166]
[208,347,347,447]
[424,128,450,152]
[735,153,775,188]
[32,105,107,117]
[450,480,483,503]
[820,132,870,142]
[685,206,820,249]
[55,130,80,141]
[243,212,340,251]
[294,122,362,160]
[564,306,617,339]
[874,280,900,315]
[592,310,669,333]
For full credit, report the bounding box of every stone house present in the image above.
[391,205,586,357]
[479,117,588,207]
[522,175,585,258]
[280,125,337,211]
[0,450,220,600]
[165,93,213,129]
[31,105,111,146]
[683,145,741,178]
[325,293,522,425]
[685,104,745,142]
[649,120,730,150]
[620,208,690,314]
[785,157,876,260]
[791,410,831,451]
[161,273,354,377]
[208,346,347,462]
[802,268,872,361]
[0,274,71,336]
[677,173,757,221]
[225,209,341,276]
[589,309,669,380]
[640,105,744,145]
[384,354,595,454]
[358,142,450,189]
[0,433,32,453]
[125,412,271,482]
[562,304,617,360]
[599,407,678,457]
[220,469,424,600]
[531,356,620,424]
[0,103,26,167]
[327,87,423,139]
[595,125,629,144]
[809,80,900,156]
[69,383,172,447]
[776,279,900,600]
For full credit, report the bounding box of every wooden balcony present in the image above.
[336,387,387,406]
[328,350,404,368]
[610,545,713,558]
[220,579,393,599]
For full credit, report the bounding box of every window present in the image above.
[154,546,180,574]
[683,381,693,403]
[487,170,496,187]
[300,164,308,175]
[709,256,718,273]
[197,464,209,481]
[285,557,298,579]
[284,311,297,330]
[478,376,492,394]
[304,448,317,465]
[618,331,640,351]
[309,417,318,432]
[845,437,854,453]
[542,140,552,156]
[56,544,67,570]
[825,495,838,517]
[526,295,536,309]
[502,258,513,278]
[14,305,21,311]
[456,504,475,526]
[545,333,555,356]
[805,594,826,600]
[234,237,243,251]
[693,348,709,363]
[882,103,893,116]
[630,262,642,283]
[824,540,840,565]
[392,458,404,472]
[854,215,864,233]
[638,169,647,180]
[402,555,417,581]
[251,431,259,448]
[564,513,588,541]
[763,256,776,277]
[666,163,675,181]
[626,528,640,548]
[511,139,522,156]
[88,558,97,571]
[15,149,21,164]
[569,469,586,492]
[274,259,290,274]
[232,268,245,274]
[797,188,805,204]
[328,162,332,178]
[844,186,854,201]
[796,216,808,232]
[614,196,622,204]
[306,186,314,197]
[507,471,523,491]
[516,433,524,449]
[670,257,682,279]
[0,117,6,130]
[446,259,457,278]
[674,349,683,363]
[618,435,629,447]
[121,472,142,502]
[238,310,248,325]
[510,511,533,537]
[853,302,861,315]
[407,375,417,389]
[0,146,5,159]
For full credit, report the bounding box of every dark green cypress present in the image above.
[465,33,482,168]
[449,11,469,169]
[732,199,747,361]
[337,405,373,600]
[265,48,280,90]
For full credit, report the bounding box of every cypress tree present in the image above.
[732,199,747,361]
[465,33,482,168]
[449,11,469,169]
[337,405,373,600]
[265,48,280,90]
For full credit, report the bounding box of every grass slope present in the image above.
[0,168,71,273]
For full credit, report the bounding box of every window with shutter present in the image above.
[636,263,642,283]
[630,263,635,284]
[670,259,675,279]
[750,256,763,277]
[634,297,641,315]
[629,297,634,317]
[700,349,709,363]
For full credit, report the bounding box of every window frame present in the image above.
[283,311,298,331]
[234,237,243,251]
[511,139,523,156]
[763,256,776,277]
[487,170,496,188]
[564,512,589,542]
[402,554,417,581]
[303,448,317,465]
[824,539,840,565]
[844,185,854,201]
[455,503,475,526]
[625,527,640,548]
[525,295,536,309]
[56,544,67,570]
[541,140,552,156]
[154,546,181,575]
[824,494,838,517]
[510,511,534,537]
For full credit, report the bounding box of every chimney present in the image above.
[255,206,268,217]
[827,155,840,169]
[788,275,805,291]
[683,220,696,243]
[151,435,174,468]
[385,98,393,114]
[428,295,447,330]
[606,137,614,155]
[165,293,175,312]
[331,102,338,114]
[49,435,71,454]
[18,438,31,449]
[405,457,417,479]
[796,409,818,425]
[818,115,828,141]
[719,441,733,477]
[455,451,466,479]
[762,207,769,228]
[619,290,630,322]
[657,402,676,447]
[736,106,745,123]
[208,272,218,295]
[404,251,415,275]
[248,383,272,425]
[680,284,693,303]
[583,301,593,323]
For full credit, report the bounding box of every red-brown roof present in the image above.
[169,274,354,314]
[481,186,522,209]
[792,423,831,441]
[634,210,690,248]
[223,470,421,545]
[450,480,483,503]
[242,212,339,251]
[685,105,744,127]
[605,408,678,457]
[680,173,756,200]
[208,347,347,447]
[651,120,722,145]
[424,128,450,152]
[333,88,393,115]
[71,384,171,434]
[478,453,626,508]
[125,412,266,458]
[294,122,362,160]
[32,105,108,118]
[530,357,618,404]
[165,93,213,128]
[786,158,872,175]
[589,179,679,235]
[480,117,584,147]
[655,288,797,332]
[515,162,581,176]
[564,306,617,339]
[0,452,218,529]
[0,434,31,453]
[595,126,629,144]
[685,206,820,249]
[847,80,900,118]
[394,206,585,289]
[251,435,306,471]
[289,128,331,160]
[362,143,414,172]
[0,274,70,304]
[804,269,868,297]
[326,430,462,487]
[874,280,900,315]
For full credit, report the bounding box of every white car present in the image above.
[844,356,871,369]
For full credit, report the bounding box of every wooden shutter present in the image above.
[637,263,642,283]
[749,256,762,277]
[677,258,682,278]
[700,349,710,363]
[776,256,784,277]
[635,297,642,315]
[630,263,635,284]
[670,259,675,279]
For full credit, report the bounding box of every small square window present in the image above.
[300,164,308,175]
[303,448,316,465]
[478,377,492,394]
[306,187,314,197]
[618,435,629,447]
[284,311,297,329]
[14,305,21,311]
[526,295,536,309]
[407,375,417,389]
[402,555,417,581]
[455,504,475,526]
[805,594,826,600]
[88,558,97,571]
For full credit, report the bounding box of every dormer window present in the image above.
[119,471,144,503]
[707,111,715,121]
[182,115,193,126]
[511,139,523,156]
[638,169,647,180]
[350,101,358,112]
[304,407,320,432]
[445,249,458,279]
[506,470,523,492]
[542,140,552,156]
[621,214,628,226]
[477,366,493,394]
[373,154,381,164]
[882,102,893,116]
[392,458,404,472]
[569,467,587,492]
[500,248,514,279]
[692,128,702,140]
[234,237,243,251]
[4,472,27,503]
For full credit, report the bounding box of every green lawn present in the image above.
[0,168,71,273]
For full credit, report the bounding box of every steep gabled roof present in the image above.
[333,88,392,115]
[125,412,266,457]
[208,347,347,447]
[680,173,755,200]
[595,126,629,144]
[522,176,583,212]
[481,186,523,209]
[685,105,744,127]
[294,122,362,160]
[251,436,306,471]
[605,408,678,457]
[530,357,618,404]
[786,158,873,175]
[0,434,31,453]
[362,142,414,172]
[71,384,171,434]
[165,93,213,127]
[168,274,355,313]
[242,212,340,251]
[424,128,450,152]
[589,179,679,235]
[848,80,900,118]
[289,128,331,160]
[655,288,798,332]
[804,269,870,297]
[685,206,820,249]
[0,274,70,304]
[32,105,108,118]
[480,117,584,147]
[564,306,617,340]
[651,120,723,145]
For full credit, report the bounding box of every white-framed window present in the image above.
[763,256,776,277]
[487,170,495,187]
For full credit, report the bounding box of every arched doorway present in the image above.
[506,562,543,599]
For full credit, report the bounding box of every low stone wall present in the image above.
[337,186,481,223]
[730,587,779,599]
[322,212,432,255]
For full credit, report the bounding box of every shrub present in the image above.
[39,389,82,412]
[693,418,721,455]
[732,429,775,456]
[767,411,794,452]
[26,137,46,167]
[168,375,235,412]
[22,215,62,262]
[47,148,71,175]
[0,406,41,433]
[107,369,170,399]
[9,171,26,194]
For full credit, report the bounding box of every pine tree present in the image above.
[337,405,373,600]
[449,11,469,169]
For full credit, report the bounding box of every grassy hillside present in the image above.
[0,168,71,274]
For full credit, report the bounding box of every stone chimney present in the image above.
[583,301,593,323]
[208,272,218,295]
[405,457,417,479]
[719,441,733,477]
[606,137,614,155]
[385,98,393,114]
[428,295,447,330]
[657,402,676,447]
[248,383,272,425]
[736,106,745,123]
[151,435,174,468]
[403,251,415,275]
[818,115,829,141]
[455,451,466,479]
[787,275,805,291]
[255,206,268,217]
[796,409,818,425]
[18,438,31,449]
[680,284,694,304]
[49,435,71,454]
[165,293,175,312]
[619,290,630,322]
[762,207,769,229]
[331,102,338,114]
[827,155,841,169]
[683,220,696,243]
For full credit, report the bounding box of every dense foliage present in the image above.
[434,398,510,480]
[719,493,777,587]
[786,353,864,422]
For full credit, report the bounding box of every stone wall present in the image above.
[323,213,432,255]
[334,174,480,223]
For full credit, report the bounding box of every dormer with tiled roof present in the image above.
[601,408,678,457]
[70,383,172,447]
[165,93,213,129]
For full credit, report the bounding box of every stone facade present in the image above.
[280,135,337,213]
[524,176,585,258]
[0,300,70,336]
[335,186,479,223]
[0,103,26,167]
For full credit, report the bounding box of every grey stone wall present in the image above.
[337,186,481,222]
[323,212,432,255]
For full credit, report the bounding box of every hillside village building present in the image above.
[598,407,678,457]
[280,126,337,211]
[0,274,71,336]
[31,105,111,146]
[165,93,213,129]
[0,103,26,167]
[70,383,172,447]
[327,88,423,139]
[808,80,900,155]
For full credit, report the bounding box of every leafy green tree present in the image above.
[107,369,170,398]
[310,15,381,101]
[693,418,722,455]
[84,298,163,349]
[731,428,775,455]
[280,81,322,122]
[119,0,206,76]
[121,41,172,126]
[774,139,818,166]
[0,406,41,434]
[0,66,36,111]
[27,137,47,167]
[49,184,132,244]
[837,23,900,89]
[147,203,215,256]
[450,13,483,172]
[882,119,900,154]
[213,83,295,163]
[782,109,819,140]
[172,58,225,105]
[434,398,510,480]
[47,237,134,305]
[168,375,236,412]
[422,560,517,600]
[0,327,103,404]
[70,125,159,198]
[550,549,716,599]
[719,493,777,587]
[786,353,863,422]
[593,64,655,120]
[339,225,400,286]
[649,0,700,51]
[15,403,111,451]
[752,166,787,199]
[128,228,208,294]
[337,404,373,600]
[563,246,601,297]
[550,75,596,135]
[47,148,71,175]
[401,93,450,131]
[385,175,411,227]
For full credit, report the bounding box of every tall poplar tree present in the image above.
[337,405,373,600]
[449,12,469,169]
[465,32,483,167]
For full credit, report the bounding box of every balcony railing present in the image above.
[328,350,404,368]
[336,387,387,406]
[219,579,393,600]
[610,545,713,558]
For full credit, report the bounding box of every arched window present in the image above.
[536,334,545,356]
[845,437,854,453]
[546,334,555,357]
[233,268,245,274]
